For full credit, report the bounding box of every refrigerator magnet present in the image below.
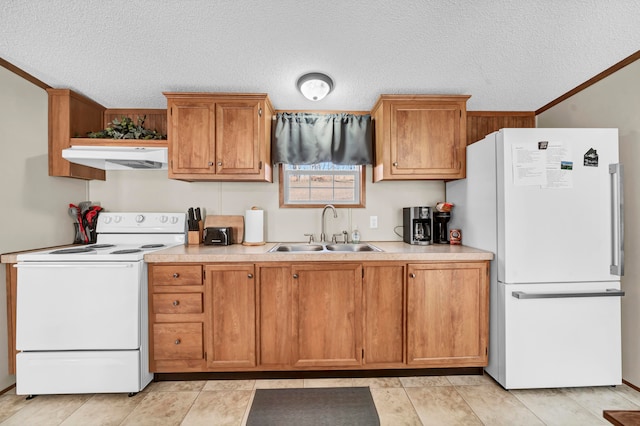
[584,148,599,167]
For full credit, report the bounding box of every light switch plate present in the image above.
[370,216,378,229]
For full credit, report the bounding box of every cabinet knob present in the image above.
[247,273,253,278]
[410,273,416,278]
[173,300,180,306]
[217,161,223,166]
[293,274,299,279]
[173,273,180,278]
[208,161,214,166]
[174,339,181,345]
[393,162,399,167]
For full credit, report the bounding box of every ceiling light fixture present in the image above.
[297,72,334,101]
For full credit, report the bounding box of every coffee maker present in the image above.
[403,207,432,245]
[432,211,452,244]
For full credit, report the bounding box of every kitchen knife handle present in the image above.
[609,163,624,276]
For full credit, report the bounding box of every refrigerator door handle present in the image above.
[609,163,624,276]
[512,289,625,299]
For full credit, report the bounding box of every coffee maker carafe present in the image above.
[403,207,432,245]
[432,211,451,244]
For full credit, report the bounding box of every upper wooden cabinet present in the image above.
[164,93,274,182]
[47,89,168,181]
[47,89,106,180]
[371,94,470,182]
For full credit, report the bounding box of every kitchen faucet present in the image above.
[320,204,337,242]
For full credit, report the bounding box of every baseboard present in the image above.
[155,367,484,382]
[0,383,15,395]
[623,379,640,392]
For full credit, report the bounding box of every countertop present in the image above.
[1,242,493,264]
[143,241,493,263]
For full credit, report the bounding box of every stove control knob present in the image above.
[159,215,168,223]
[170,216,179,224]
[114,216,122,223]
[136,215,145,223]
[103,216,112,224]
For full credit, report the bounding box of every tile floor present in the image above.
[0,374,637,425]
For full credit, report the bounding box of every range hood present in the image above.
[62,146,168,170]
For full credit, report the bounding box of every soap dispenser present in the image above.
[351,227,361,244]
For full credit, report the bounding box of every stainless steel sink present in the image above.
[268,243,382,253]
[325,243,382,252]
[269,244,325,252]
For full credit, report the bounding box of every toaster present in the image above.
[203,227,233,245]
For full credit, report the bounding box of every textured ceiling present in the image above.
[2,1,639,111]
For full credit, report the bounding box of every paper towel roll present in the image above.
[244,208,264,245]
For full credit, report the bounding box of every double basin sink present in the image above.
[269,243,383,253]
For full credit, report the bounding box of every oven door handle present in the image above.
[512,289,625,299]
[14,263,134,269]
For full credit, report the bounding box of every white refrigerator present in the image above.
[446,128,624,389]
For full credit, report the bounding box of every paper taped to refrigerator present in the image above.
[512,141,573,188]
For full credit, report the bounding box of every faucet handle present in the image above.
[342,230,349,244]
[331,234,341,244]
[304,233,315,244]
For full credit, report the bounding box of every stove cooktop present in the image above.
[17,212,187,262]
[19,243,179,262]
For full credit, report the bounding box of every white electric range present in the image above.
[14,212,186,397]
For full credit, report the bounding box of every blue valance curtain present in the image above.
[272,113,373,165]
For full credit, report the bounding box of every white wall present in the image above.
[0,66,87,389]
[537,59,640,387]
[89,168,445,242]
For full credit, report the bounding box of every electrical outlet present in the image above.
[370,216,378,229]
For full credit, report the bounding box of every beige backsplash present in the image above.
[88,166,445,242]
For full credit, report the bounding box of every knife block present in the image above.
[188,230,201,245]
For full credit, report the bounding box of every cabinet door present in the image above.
[390,102,463,176]
[215,101,262,175]
[363,264,404,366]
[168,98,215,175]
[292,263,362,367]
[257,265,292,367]
[406,262,488,367]
[205,264,256,368]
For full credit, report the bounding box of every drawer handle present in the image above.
[173,300,180,306]
[173,273,180,278]
[175,339,181,345]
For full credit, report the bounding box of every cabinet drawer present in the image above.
[153,293,203,314]
[153,323,203,360]
[151,265,202,286]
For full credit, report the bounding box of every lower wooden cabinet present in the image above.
[406,262,489,367]
[149,264,206,372]
[147,260,489,373]
[153,323,203,361]
[362,264,405,366]
[204,264,256,369]
[291,263,362,368]
[257,266,292,367]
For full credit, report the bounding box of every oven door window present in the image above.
[16,262,142,351]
